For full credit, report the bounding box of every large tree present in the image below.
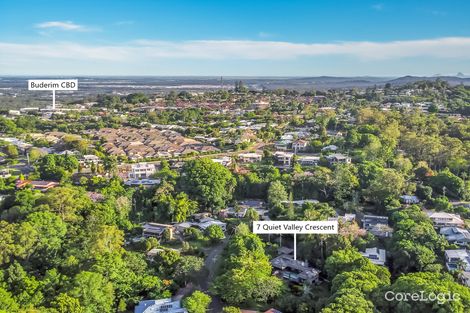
[68,271,114,313]
[38,186,91,222]
[152,184,197,222]
[323,248,390,313]
[25,211,67,256]
[183,291,211,313]
[332,164,359,204]
[390,205,446,274]
[206,224,225,243]
[180,158,236,212]
[364,169,405,204]
[173,256,204,285]
[36,154,79,181]
[321,288,374,313]
[212,224,282,305]
[429,169,467,199]
[267,180,288,207]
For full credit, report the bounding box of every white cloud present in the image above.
[34,21,93,31]
[0,42,128,61]
[1,37,470,67]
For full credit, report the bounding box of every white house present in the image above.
[297,155,320,166]
[79,155,101,167]
[292,140,309,153]
[280,134,295,141]
[326,153,351,164]
[428,212,465,229]
[238,152,263,163]
[129,163,156,179]
[8,110,21,116]
[57,150,79,155]
[274,151,294,166]
[211,156,232,167]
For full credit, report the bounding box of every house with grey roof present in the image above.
[445,249,470,272]
[142,223,174,239]
[360,247,386,266]
[399,195,420,204]
[362,215,393,238]
[440,227,470,247]
[270,253,320,285]
[328,213,356,223]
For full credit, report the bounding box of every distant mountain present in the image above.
[384,75,470,86]
[250,76,391,90]
[254,75,470,90]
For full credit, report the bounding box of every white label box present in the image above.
[28,79,78,91]
[253,221,338,234]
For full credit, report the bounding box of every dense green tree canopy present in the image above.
[376,272,470,313]
[212,224,283,305]
[180,158,236,212]
[183,291,212,313]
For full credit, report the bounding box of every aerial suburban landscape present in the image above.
[1,1,470,313]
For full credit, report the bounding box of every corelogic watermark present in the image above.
[385,291,460,305]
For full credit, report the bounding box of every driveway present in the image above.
[201,238,230,312]
[201,237,229,290]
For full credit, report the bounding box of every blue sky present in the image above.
[1,0,470,76]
